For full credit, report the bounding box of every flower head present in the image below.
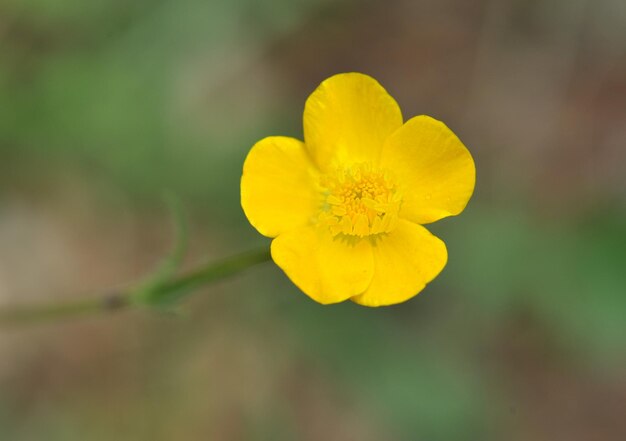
[241,73,475,306]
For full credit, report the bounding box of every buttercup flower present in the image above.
[241,73,475,306]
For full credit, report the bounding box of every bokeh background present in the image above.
[1,0,625,439]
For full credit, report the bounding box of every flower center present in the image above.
[319,164,401,237]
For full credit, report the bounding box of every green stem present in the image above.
[0,247,271,327]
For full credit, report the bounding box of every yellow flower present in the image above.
[241,73,475,306]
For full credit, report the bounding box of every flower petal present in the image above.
[381,115,475,224]
[241,136,320,238]
[351,220,447,307]
[271,226,374,304]
[303,72,403,170]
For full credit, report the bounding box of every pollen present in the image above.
[320,164,401,237]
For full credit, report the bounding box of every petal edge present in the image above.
[271,226,374,304]
[351,220,447,307]
[382,115,476,224]
[241,136,320,237]
[304,72,403,170]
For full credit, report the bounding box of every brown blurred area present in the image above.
[1,0,625,440]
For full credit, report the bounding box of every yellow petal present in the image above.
[303,73,403,170]
[271,226,374,304]
[241,136,320,238]
[351,220,447,307]
[381,115,475,224]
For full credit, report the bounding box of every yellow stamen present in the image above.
[320,164,401,237]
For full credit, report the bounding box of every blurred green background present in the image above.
[1,0,625,440]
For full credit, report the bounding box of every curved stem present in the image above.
[0,247,271,327]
